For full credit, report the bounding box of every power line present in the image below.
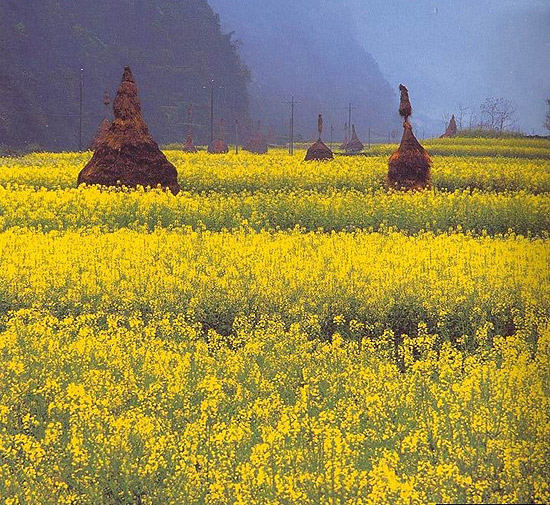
[283,96,300,155]
[78,68,84,151]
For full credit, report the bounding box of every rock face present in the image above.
[305,115,334,161]
[78,67,180,194]
[345,124,364,154]
[441,114,458,138]
[243,121,268,154]
[387,84,431,190]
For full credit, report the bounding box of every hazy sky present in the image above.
[211,0,550,134]
[350,0,550,133]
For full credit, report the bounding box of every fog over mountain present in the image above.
[209,0,398,142]
[212,0,550,136]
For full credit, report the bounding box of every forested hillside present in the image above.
[0,0,250,150]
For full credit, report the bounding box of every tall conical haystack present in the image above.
[305,114,333,161]
[339,123,349,150]
[208,119,229,154]
[345,124,364,154]
[398,84,412,119]
[387,84,431,190]
[89,118,110,151]
[89,91,111,151]
[441,114,458,138]
[243,120,268,154]
[78,67,180,194]
[183,105,198,153]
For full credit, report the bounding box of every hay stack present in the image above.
[183,105,197,153]
[339,123,349,150]
[208,119,229,154]
[441,114,457,138]
[89,91,111,151]
[387,84,431,190]
[78,67,180,194]
[243,121,268,154]
[305,115,333,161]
[398,84,412,119]
[345,124,364,154]
[89,118,110,151]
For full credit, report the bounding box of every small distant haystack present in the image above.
[183,105,197,153]
[89,91,111,151]
[339,123,349,150]
[89,119,110,151]
[345,124,364,154]
[387,84,431,190]
[305,115,333,161]
[208,119,229,154]
[243,121,268,154]
[441,114,458,138]
[78,66,180,194]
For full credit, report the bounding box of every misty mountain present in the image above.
[0,0,250,150]
[351,0,550,135]
[208,0,398,142]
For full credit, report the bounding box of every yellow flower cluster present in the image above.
[0,229,547,338]
[0,185,547,234]
[0,139,548,503]
[369,136,550,159]
[1,139,549,193]
[0,311,548,504]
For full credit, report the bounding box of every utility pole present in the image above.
[210,79,215,146]
[235,119,239,154]
[79,68,84,151]
[348,103,352,136]
[284,96,300,155]
[368,127,371,149]
[330,124,334,150]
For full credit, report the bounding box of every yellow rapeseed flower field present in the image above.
[0,137,549,504]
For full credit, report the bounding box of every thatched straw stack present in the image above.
[243,121,268,154]
[339,123,349,150]
[345,124,364,154]
[183,105,197,153]
[208,119,229,154]
[398,84,412,119]
[387,84,431,190]
[441,114,457,138]
[183,134,197,153]
[89,91,111,151]
[305,114,333,161]
[89,119,110,151]
[78,67,180,194]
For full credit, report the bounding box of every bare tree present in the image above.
[479,97,517,132]
[468,109,478,129]
[457,104,469,130]
[544,99,550,133]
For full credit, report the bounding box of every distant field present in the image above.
[364,136,550,159]
[1,137,549,504]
